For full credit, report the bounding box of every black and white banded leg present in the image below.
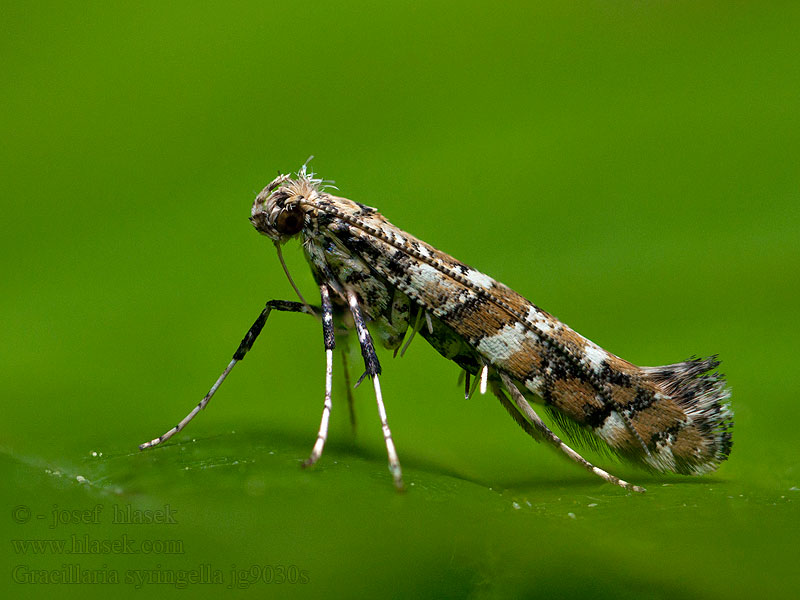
[495,372,645,493]
[347,289,404,490]
[303,284,335,468]
[139,300,314,450]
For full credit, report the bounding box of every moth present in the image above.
[140,163,733,492]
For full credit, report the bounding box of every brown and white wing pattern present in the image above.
[307,193,732,476]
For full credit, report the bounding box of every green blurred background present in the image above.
[2,2,798,598]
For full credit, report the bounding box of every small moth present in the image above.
[141,162,733,492]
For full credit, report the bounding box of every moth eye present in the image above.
[275,206,304,235]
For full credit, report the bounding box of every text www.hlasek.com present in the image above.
[12,534,183,555]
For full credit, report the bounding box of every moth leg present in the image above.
[347,289,404,490]
[496,372,646,493]
[492,378,546,443]
[466,369,480,399]
[479,363,489,395]
[303,285,335,468]
[338,336,357,433]
[424,310,434,335]
[395,304,424,358]
[460,369,481,400]
[459,370,468,399]
[139,300,315,450]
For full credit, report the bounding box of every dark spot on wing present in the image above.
[354,202,376,214]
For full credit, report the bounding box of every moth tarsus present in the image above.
[140,162,733,492]
[138,300,313,451]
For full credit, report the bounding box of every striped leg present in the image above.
[303,285,335,468]
[139,300,315,450]
[347,289,404,490]
[496,372,645,493]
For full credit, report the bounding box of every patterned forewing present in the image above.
[309,195,729,474]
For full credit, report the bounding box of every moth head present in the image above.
[250,173,312,243]
[250,162,331,243]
